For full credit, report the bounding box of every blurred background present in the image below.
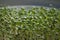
[0,0,60,8]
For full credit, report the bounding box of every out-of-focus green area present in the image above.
[0,7,60,40]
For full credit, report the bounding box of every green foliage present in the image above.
[0,7,60,40]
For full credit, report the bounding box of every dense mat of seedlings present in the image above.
[0,7,60,40]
